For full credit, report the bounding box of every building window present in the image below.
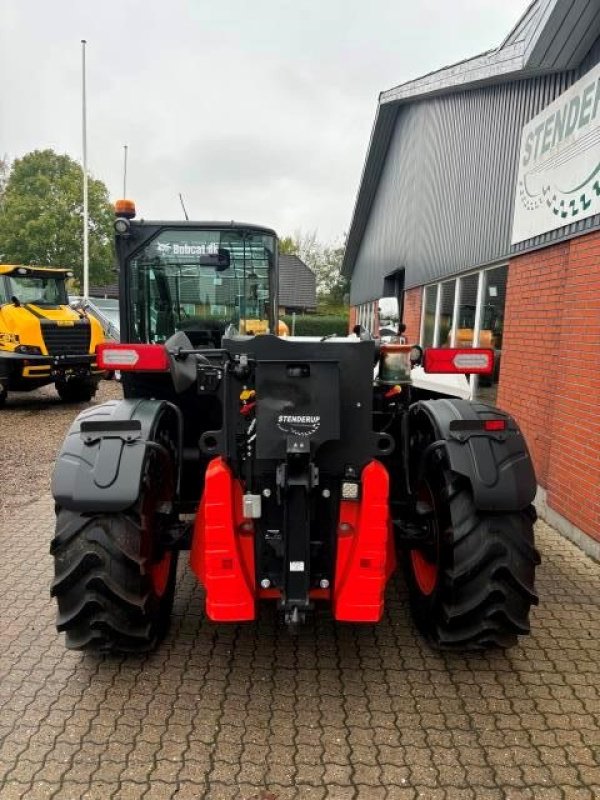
[476,265,507,404]
[455,273,479,346]
[419,264,508,404]
[438,280,456,347]
[421,285,437,346]
[356,301,378,336]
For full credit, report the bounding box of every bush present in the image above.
[281,313,348,337]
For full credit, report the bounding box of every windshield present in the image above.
[128,228,275,343]
[5,275,68,307]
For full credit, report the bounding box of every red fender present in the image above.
[333,460,394,622]
[190,457,256,622]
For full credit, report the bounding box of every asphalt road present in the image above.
[0,384,599,799]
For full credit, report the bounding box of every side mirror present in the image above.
[165,331,196,393]
[198,248,231,271]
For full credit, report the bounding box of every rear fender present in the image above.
[409,399,536,512]
[51,398,181,513]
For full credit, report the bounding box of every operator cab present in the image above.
[113,205,280,506]
[0,266,71,309]
[114,207,278,349]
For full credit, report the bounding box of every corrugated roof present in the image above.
[343,0,600,276]
[90,282,119,299]
[501,0,546,48]
[278,253,317,310]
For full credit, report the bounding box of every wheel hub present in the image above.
[410,481,439,596]
[410,549,438,596]
[149,552,172,597]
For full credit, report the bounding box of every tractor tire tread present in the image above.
[51,509,175,653]
[435,487,538,649]
[406,471,539,651]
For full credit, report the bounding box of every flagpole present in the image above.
[81,39,89,301]
[123,144,128,198]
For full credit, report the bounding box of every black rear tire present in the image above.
[51,511,177,652]
[51,424,178,653]
[404,457,540,650]
[56,377,98,403]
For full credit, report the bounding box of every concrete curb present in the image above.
[535,485,600,563]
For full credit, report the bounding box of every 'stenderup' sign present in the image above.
[512,62,600,245]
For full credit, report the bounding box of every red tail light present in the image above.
[423,348,494,375]
[97,343,169,372]
[484,419,506,431]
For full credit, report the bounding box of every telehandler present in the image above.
[51,202,539,652]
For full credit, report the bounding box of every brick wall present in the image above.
[348,306,358,333]
[498,229,600,542]
[402,287,423,344]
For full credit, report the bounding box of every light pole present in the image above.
[81,39,89,301]
[123,144,128,198]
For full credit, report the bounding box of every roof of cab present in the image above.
[129,220,278,238]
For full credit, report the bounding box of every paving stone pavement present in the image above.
[0,496,599,800]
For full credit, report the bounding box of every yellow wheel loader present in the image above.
[0,265,105,406]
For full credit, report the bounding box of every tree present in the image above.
[0,156,9,209]
[279,230,349,308]
[315,242,349,308]
[278,236,297,255]
[0,150,114,286]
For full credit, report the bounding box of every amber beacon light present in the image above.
[114,198,136,219]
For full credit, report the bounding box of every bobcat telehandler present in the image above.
[50,201,539,652]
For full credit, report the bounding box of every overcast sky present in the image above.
[1,0,529,242]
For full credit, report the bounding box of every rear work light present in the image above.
[423,348,494,375]
[97,343,169,372]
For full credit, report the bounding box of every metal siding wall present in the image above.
[350,36,600,305]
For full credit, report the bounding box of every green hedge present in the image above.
[282,314,348,337]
